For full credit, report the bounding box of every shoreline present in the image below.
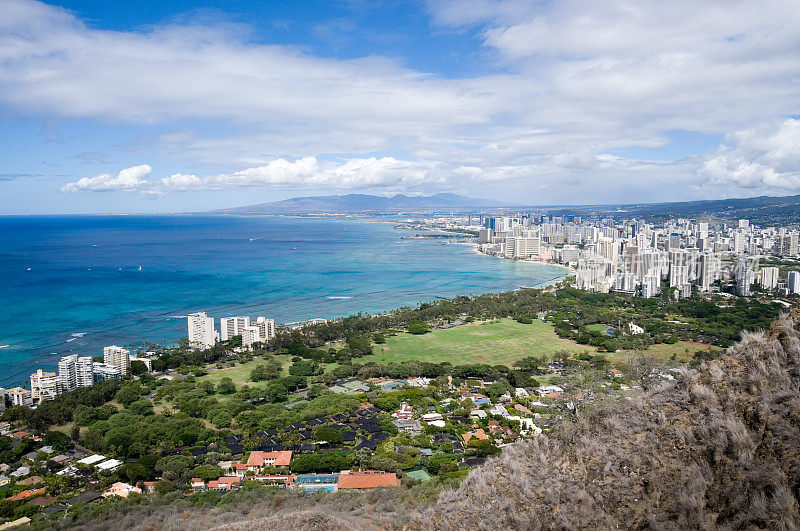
[0,219,568,388]
[471,242,576,277]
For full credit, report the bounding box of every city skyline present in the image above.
[1,0,800,214]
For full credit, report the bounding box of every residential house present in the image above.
[489,404,510,417]
[8,488,46,501]
[208,476,241,492]
[469,409,487,419]
[190,478,206,491]
[337,470,399,489]
[392,419,422,436]
[102,482,142,498]
[246,450,293,471]
[461,427,489,445]
[514,404,532,414]
[421,412,444,425]
[537,385,564,397]
[393,402,414,419]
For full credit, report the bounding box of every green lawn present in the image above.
[361,319,720,368]
[196,355,293,386]
[610,341,720,363]
[189,320,721,389]
[362,319,580,366]
[585,323,613,334]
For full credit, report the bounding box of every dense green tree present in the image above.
[217,377,236,394]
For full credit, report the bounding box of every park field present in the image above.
[190,319,722,388]
[360,318,720,368]
[362,319,582,367]
[195,355,293,386]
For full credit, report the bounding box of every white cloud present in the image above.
[61,164,151,193]
[63,157,442,194]
[6,0,800,203]
[698,119,800,190]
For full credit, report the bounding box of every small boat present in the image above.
[26,267,31,271]
[138,266,142,271]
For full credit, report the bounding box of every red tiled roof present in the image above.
[246,450,293,467]
[338,471,398,489]
[461,429,489,444]
[9,488,46,501]
[217,476,241,485]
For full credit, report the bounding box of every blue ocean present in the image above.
[0,215,566,387]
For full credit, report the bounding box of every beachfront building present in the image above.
[92,363,122,382]
[188,312,217,349]
[30,369,62,404]
[103,345,130,376]
[7,387,32,407]
[220,316,250,341]
[58,354,94,391]
[239,317,276,349]
[241,325,261,350]
[254,317,276,341]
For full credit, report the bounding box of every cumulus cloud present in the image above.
[62,157,443,194]
[6,0,800,202]
[159,173,202,191]
[698,119,800,190]
[61,164,151,193]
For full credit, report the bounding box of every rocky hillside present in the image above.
[422,307,800,529]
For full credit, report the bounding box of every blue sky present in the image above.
[1,0,800,214]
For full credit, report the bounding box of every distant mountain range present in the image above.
[211,193,510,214]
[549,193,800,224]
[211,192,800,224]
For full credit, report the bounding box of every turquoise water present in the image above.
[0,215,566,386]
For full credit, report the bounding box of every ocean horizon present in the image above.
[0,214,567,387]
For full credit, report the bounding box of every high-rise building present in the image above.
[188,312,217,349]
[788,271,800,294]
[760,267,779,290]
[255,317,276,341]
[30,369,62,404]
[103,345,131,376]
[242,325,261,349]
[735,260,754,296]
[58,354,94,391]
[220,316,250,341]
[733,232,746,254]
[776,232,799,257]
[93,362,122,382]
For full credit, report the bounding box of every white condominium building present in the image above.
[8,387,32,407]
[188,312,217,349]
[242,317,277,349]
[789,271,800,294]
[220,316,250,341]
[255,316,276,341]
[58,354,94,391]
[30,369,62,404]
[103,345,131,376]
[760,267,779,290]
[93,362,122,381]
[241,325,261,349]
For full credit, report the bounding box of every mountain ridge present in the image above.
[209,192,800,223]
